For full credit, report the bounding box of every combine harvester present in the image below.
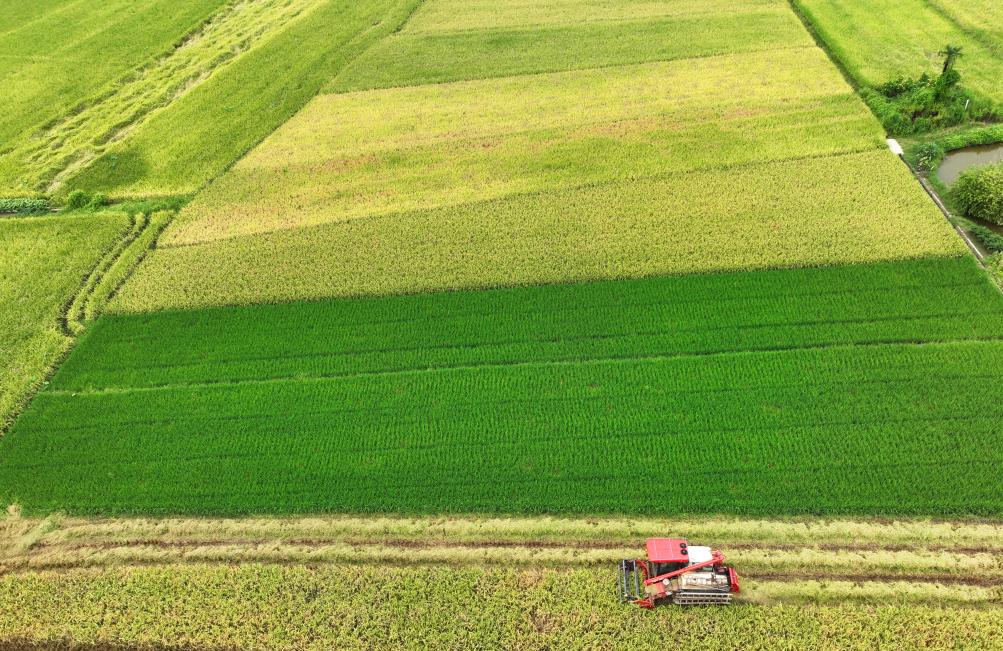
[619,538,740,607]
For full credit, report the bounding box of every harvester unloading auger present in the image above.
[619,538,740,607]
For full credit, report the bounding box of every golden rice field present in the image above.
[2,514,1001,649]
[117,41,963,310]
[3,0,1003,648]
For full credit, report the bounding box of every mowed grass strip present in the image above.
[2,339,1003,516]
[793,0,1003,102]
[54,257,1003,391]
[166,49,881,244]
[114,150,964,311]
[0,213,130,428]
[62,0,422,199]
[328,7,811,91]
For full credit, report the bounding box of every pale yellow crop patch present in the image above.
[164,47,876,246]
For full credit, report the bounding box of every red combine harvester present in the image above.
[619,538,740,607]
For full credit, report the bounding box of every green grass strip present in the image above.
[4,257,1003,517]
[329,8,811,92]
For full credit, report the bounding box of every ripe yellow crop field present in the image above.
[123,40,965,311]
[2,514,1002,650]
[165,48,879,244]
[116,150,961,310]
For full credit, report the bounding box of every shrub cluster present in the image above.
[952,163,1003,225]
[958,218,1003,253]
[864,71,998,135]
[0,198,49,215]
[64,190,110,212]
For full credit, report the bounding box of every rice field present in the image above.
[166,48,880,244]
[3,0,1003,645]
[0,213,129,430]
[2,514,1002,649]
[5,257,1003,516]
[120,40,961,310]
[116,149,961,310]
[330,4,810,92]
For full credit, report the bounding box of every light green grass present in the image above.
[0,0,325,198]
[328,7,811,91]
[0,213,129,430]
[0,0,227,179]
[793,0,1003,101]
[167,48,879,244]
[403,0,786,33]
[929,0,1003,55]
[62,0,421,199]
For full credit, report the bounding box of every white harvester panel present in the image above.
[686,546,713,565]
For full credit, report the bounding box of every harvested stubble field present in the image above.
[1,514,1002,649]
[5,256,1003,516]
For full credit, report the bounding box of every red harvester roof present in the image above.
[646,538,689,563]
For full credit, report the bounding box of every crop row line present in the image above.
[59,307,1003,380]
[10,413,993,474]
[43,338,1003,398]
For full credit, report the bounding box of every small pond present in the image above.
[938,142,1003,185]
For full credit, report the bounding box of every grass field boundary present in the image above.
[785,0,863,93]
[61,213,145,336]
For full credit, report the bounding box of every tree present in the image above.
[939,44,963,74]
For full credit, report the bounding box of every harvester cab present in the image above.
[619,538,740,607]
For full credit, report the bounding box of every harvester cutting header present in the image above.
[619,538,740,607]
